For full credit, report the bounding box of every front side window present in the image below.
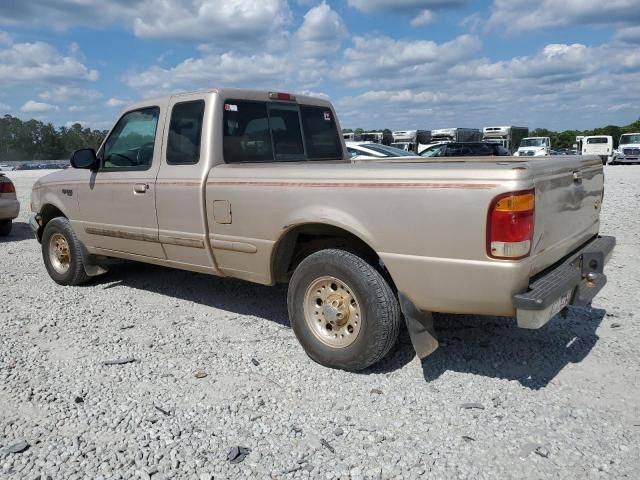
[102,107,160,170]
[223,100,342,163]
[167,101,205,165]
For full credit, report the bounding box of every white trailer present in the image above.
[430,128,482,144]
[391,129,431,153]
[483,126,529,154]
[581,135,613,165]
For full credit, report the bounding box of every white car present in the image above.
[0,164,15,171]
[346,142,417,160]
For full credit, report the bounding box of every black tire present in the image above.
[288,249,401,371]
[0,220,11,237]
[41,217,91,286]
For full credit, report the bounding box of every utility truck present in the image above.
[611,132,640,165]
[514,137,551,156]
[431,128,482,144]
[483,126,529,154]
[391,129,431,154]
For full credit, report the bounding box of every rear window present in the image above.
[587,137,609,144]
[223,100,342,163]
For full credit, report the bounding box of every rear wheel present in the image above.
[41,217,91,285]
[288,249,401,371]
[0,220,11,237]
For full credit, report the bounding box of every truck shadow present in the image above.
[94,262,417,372]
[418,307,606,389]
[0,222,34,243]
[97,262,291,328]
[93,262,605,382]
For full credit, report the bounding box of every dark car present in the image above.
[420,142,510,157]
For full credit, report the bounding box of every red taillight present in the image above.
[268,92,296,101]
[0,181,15,194]
[487,189,535,259]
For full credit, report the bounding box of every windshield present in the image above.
[620,134,640,144]
[520,138,546,147]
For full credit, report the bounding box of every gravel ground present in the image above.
[1,167,639,479]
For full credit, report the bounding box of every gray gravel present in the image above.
[1,167,639,479]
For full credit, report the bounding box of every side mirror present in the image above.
[70,148,98,170]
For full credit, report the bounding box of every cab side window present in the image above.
[167,101,205,165]
[101,107,160,170]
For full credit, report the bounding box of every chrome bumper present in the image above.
[513,236,615,329]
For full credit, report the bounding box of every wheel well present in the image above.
[272,224,392,287]
[38,204,66,239]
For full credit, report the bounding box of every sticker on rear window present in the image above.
[323,111,331,121]
[224,104,238,112]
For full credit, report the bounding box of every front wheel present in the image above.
[288,249,401,371]
[41,217,91,286]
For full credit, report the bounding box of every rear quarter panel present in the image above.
[205,161,534,315]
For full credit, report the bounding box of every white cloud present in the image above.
[105,97,128,107]
[338,34,481,87]
[0,39,98,85]
[488,0,640,32]
[126,52,291,92]
[348,0,467,13]
[411,10,434,27]
[615,26,640,45]
[294,2,347,56]
[334,41,640,131]
[0,1,140,30]
[133,0,290,45]
[21,100,59,113]
[0,1,291,48]
[39,86,101,102]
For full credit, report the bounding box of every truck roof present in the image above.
[125,88,333,111]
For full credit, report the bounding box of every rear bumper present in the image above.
[513,235,615,329]
[0,200,20,221]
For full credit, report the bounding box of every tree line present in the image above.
[0,115,107,162]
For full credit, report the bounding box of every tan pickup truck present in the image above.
[29,89,615,371]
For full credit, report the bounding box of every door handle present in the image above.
[134,183,149,193]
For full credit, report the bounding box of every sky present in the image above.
[0,0,639,132]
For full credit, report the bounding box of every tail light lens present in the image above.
[487,189,535,259]
[0,181,16,194]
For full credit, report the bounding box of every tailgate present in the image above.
[530,156,603,268]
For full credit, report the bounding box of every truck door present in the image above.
[155,95,216,270]
[77,104,165,258]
